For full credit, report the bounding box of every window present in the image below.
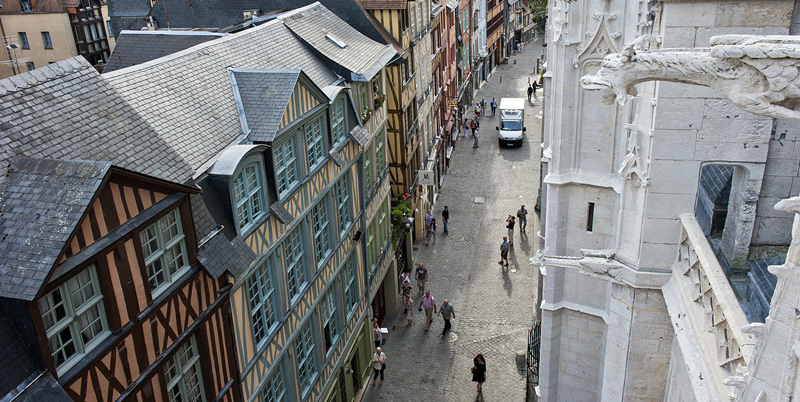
[26,62,34,71]
[320,289,338,354]
[18,32,29,49]
[364,143,374,193]
[20,0,31,12]
[410,5,416,35]
[360,83,370,114]
[165,336,206,402]
[38,265,108,374]
[305,118,325,168]
[375,128,386,177]
[233,162,265,231]
[342,255,358,316]
[379,203,390,248]
[311,200,331,265]
[294,322,316,394]
[247,258,277,346]
[283,228,307,300]
[334,176,351,235]
[366,221,376,273]
[106,21,114,37]
[42,32,52,49]
[140,209,189,298]
[259,368,286,402]
[331,98,346,146]
[275,139,298,197]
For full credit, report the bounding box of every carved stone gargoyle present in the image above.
[581,35,800,122]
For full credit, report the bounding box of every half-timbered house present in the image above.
[0,57,243,402]
[103,3,397,400]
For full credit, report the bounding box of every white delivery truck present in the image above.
[496,98,526,147]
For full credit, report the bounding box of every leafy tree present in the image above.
[529,0,547,34]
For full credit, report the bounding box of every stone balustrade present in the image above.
[674,214,756,391]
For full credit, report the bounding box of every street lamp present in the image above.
[402,215,414,232]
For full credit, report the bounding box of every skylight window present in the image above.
[326,34,347,48]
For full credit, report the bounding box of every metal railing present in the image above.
[525,321,541,401]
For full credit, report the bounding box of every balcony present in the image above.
[663,214,756,398]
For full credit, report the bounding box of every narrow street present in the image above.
[365,39,545,402]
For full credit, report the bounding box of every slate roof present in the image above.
[0,299,44,399]
[104,31,228,73]
[0,0,65,13]
[230,69,301,143]
[8,373,72,402]
[357,0,407,10]
[700,165,734,204]
[104,19,339,174]
[0,157,110,301]
[280,3,396,81]
[197,235,255,278]
[0,57,194,186]
[748,254,784,301]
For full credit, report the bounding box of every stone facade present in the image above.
[539,0,800,400]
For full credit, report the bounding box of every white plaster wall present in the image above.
[663,333,697,402]
[622,289,673,401]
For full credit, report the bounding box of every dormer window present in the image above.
[20,0,31,12]
[233,161,265,231]
[38,265,109,374]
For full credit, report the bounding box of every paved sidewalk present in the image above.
[364,40,544,402]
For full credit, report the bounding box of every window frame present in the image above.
[330,97,347,147]
[342,254,358,317]
[364,143,374,193]
[375,127,386,178]
[311,198,332,267]
[41,31,52,49]
[247,256,279,347]
[232,159,266,233]
[165,335,206,402]
[18,32,29,49]
[334,175,352,237]
[274,136,299,198]
[283,227,308,302]
[304,116,326,170]
[139,208,191,299]
[38,264,109,376]
[258,364,286,402]
[379,202,390,250]
[366,220,376,275]
[320,287,339,355]
[294,322,317,396]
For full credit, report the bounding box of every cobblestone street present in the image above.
[364,39,545,402]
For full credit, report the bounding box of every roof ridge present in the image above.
[0,57,93,96]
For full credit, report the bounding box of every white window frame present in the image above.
[375,128,386,178]
[283,227,307,301]
[233,160,266,232]
[335,175,352,236]
[294,322,316,395]
[320,287,339,355]
[247,257,278,347]
[311,199,332,266]
[305,117,326,169]
[140,208,190,298]
[275,138,298,197]
[165,335,206,402]
[38,264,109,375]
[331,98,347,147]
[364,143,374,193]
[366,221,376,274]
[379,202,390,249]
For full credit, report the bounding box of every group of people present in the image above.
[424,206,450,245]
[499,204,529,266]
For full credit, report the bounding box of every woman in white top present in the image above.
[373,321,383,348]
[372,347,387,385]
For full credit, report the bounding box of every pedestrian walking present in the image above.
[464,119,470,138]
[415,263,428,293]
[439,299,455,339]
[442,206,450,235]
[490,97,497,116]
[469,118,478,137]
[532,80,539,100]
[498,236,510,266]
[473,128,479,148]
[480,98,487,113]
[372,347,387,386]
[425,209,433,230]
[517,205,528,232]
[426,218,437,245]
[417,291,438,331]
[472,354,487,392]
[402,280,412,298]
[506,215,515,245]
[373,321,383,348]
[527,84,534,102]
[475,104,481,119]
[403,294,414,326]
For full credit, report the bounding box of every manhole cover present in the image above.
[451,234,465,241]
[474,197,485,204]
[511,268,517,273]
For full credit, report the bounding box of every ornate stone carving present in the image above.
[581,35,800,122]
[619,123,649,187]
